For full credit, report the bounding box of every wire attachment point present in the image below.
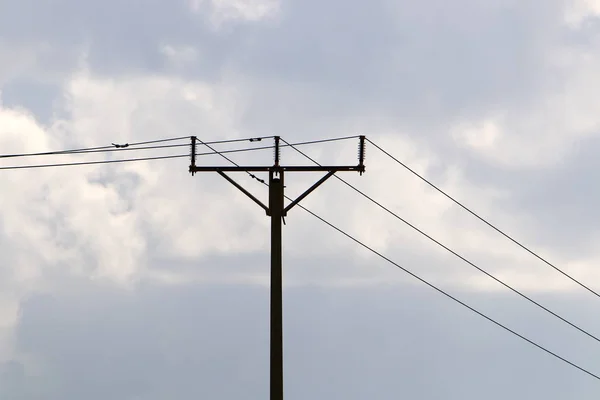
[274,136,280,167]
[358,135,366,175]
[189,136,197,175]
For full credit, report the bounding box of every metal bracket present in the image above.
[217,171,269,214]
[284,170,336,214]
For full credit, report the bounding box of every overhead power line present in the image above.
[0,135,358,160]
[4,133,595,381]
[0,135,274,159]
[295,201,600,382]
[0,136,361,171]
[204,137,600,383]
[0,153,190,170]
[195,138,267,185]
[0,145,265,171]
[281,138,600,346]
[366,138,600,300]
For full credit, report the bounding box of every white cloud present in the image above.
[159,44,199,69]
[0,41,49,85]
[188,0,280,25]
[2,0,600,396]
[565,0,600,27]
[0,70,268,359]
[450,33,600,169]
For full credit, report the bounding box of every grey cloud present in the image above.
[0,0,569,126]
[0,0,237,79]
[3,1,600,396]
[4,274,600,399]
[222,0,568,140]
[0,80,60,123]
[441,133,600,255]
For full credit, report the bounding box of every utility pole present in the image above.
[189,136,366,400]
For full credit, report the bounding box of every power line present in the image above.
[281,138,600,345]
[0,146,270,171]
[0,143,188,158]
[294,201,600,381]
[4,134,594,382]
[280,135,360,147]
[126,135,192,145]
[195,137,267,184]
[366,138,600,300]
[0,154,190,170]
[0,135,357,162]
[202,137,600,382]
[0,136,273,159]
[192,135,361,186]
[0,136,362,171]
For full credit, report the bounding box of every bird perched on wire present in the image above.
[112,143,129,148]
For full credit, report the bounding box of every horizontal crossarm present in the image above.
[191,165,362,173]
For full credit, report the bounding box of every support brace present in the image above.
[217,171,268,214]
[284,170,336,214]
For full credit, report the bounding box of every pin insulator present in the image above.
[358,135,366,175]
[274,136,281,166]
[190,136,197,175]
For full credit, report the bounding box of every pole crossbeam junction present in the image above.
[189,135,366,400]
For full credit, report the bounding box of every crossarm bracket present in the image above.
[284,171,336,214]
[217,171,269,214]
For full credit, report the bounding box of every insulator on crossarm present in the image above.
[274,136,281,166]
[189,136,197,175]
[358,135,366,175]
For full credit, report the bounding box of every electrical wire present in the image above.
[0,134,355,162]
[0,135,274,159]
[0,143,191,158]
[366,138,600,300]
[127,136,192,145]
[0,136,361,171]
[192,135,360,185]
[198,137,600,382]
[0,154,190,170]
[294,201,600,382]
[0,145,275,171]
[195,138,267,184]
[280,135,360,147]
[281,138,600,346]
[4,133,593,380]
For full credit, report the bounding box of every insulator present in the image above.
[274,136,281,166]
[190,136,197,175]
[358,135,366,162]
[358,135,366,175]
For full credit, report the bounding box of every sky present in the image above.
[1,0,600,398]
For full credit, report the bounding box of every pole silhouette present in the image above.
[189,135,366,400]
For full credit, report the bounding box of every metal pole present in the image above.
[269,170,284,400]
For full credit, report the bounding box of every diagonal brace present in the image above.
[284,170,336,214]
[217,171,269,214]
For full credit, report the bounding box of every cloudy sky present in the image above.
[1,0,600,398]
